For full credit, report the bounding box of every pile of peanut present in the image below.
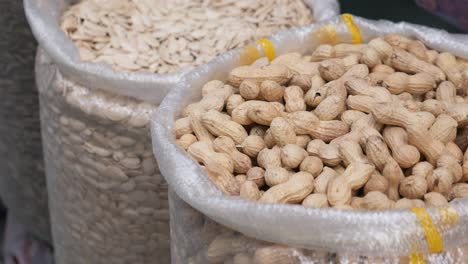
[60,0,313,73]
[174,34,468,210]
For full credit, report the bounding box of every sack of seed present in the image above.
[152,15,468,263]
[0,1,51,243]
[24,0,339,263]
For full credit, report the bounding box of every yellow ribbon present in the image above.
[257,38,276,62]
[341,13,363,44]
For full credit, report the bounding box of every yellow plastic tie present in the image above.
[411,207,444,253]
[257,38,276,62]
[409,252,426,264]
[239,44,261,65]
[341,13,363,44]
[316,24,339,44]
[437,206,459,226]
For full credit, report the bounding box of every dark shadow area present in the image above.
[340,0,463,33]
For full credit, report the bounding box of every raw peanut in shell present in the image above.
[246,102,282,126]
[427,167,454,195]
[399,175,427,199]
[299,156,323,177]
[190,109,215,142]
[304,75,326,107]
[436,52,463,88]
[339,140,368,166]
[384,34,428,61]
[429,114,458,144]
[239,80,260,100]
[449,183,468,200]
[360,47,382,68]
[383,126,420,169]
[310,44,334,61]
[383,72,436,95]
[240,180,262,201]
[202,80,225,96]
[246,167,265,188]
[390,49,445,82]
[226,94,245,115]
[233,253,253,264]
[241,135,265,158]
[174,117,193,138]
[228,64,292,87]
[235,174,247,185]
[327,163,374,206]
[177,134,197,150]
[270,117,297,147]
[368,37,394,62]
[202,110,248,144]
[341,110,367,126]
[213,136,252,174]
[372,64,395,74]
[319,59,346,81]
[295,135,312,149]
[364,171,389,195]
[446,141,463,162]
[257,146,282,170]
[314,167,337,194]
[424,192,448,207]
[280,144,308,169]
[307,139,326,156]
[302,193,329,208]
[318,144,341,167]
[231,100,264,125]
[263,129,276,149]
[260,172,314,204]
[265,167,291,187]
[284,86,306,112]
[260,80,284,102]
[188,141,234,174]
[249,125,267,137]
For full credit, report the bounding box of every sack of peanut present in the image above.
[0,1,51,243]
[24,0,338,263]
[152,14,468,263]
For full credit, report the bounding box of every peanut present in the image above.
[213,136,252,174]
[280,144,308,169]
[314,167,337,194]
[239,180,262,201]
[295,135,311,149]
[340,110,366,126]
[390,49,445,82]
[263,129,276,149]
[246,167,265,188]
[351,191,394,210]
[364,171,389,195]
[302,193,329,208]
[239,80,260,100]
[241,135,266,158]
[319,59,346,81]
[306,139,326,156]
[264,167,291,187]
[188,141,234,174]
[287,111,349,142]
[226,94,245,115]
[383,72,436,95]
[190,109,215,142]
[299,156,323,177]
[260,80,284,102]
[257,146,282,170]
[449,183,468,200]
[228,64,291,87]
[249,125,267,137]
[270,117,297,147]
[247,102,282,126]
[260,172,314,204]
[424,192,448,207]
[304,75,326,107]
[382,126,420,168]
[202,110,248,144]
[174,117,193,138]
[436,52,463,88]
[327,163,374,206]
[284,86,306,112]
[384,34,429,61]
[177,134,197,150]
[429,114,458,144]
[235,174,247,185]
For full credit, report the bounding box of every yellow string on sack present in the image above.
[411,207,444,253]
[409,252,425,264]
[341,13,363,44]
[257,38,276,61]
[315,24,339,44]
[239,44,262,65]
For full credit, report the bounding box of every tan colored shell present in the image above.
[265,167,291,187]
[284,86,306,113]
[177,134,197,150]
[213,136,252,174]
[228,64,292,87]
[302,193,329,208]
[240,180,262,201]
[241,135,265,158]
[260,80,285,102]
[314,167,337,194]
[351,191,393,210]
[270,117,297,147]
[260,172,314,204]
[202,110,248,144]
[424,192,448,207]
[299,156,323,177]
[246,167,265,188]
[280,144,308,169]
[364,171,389,195]
[257,146,282,170]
